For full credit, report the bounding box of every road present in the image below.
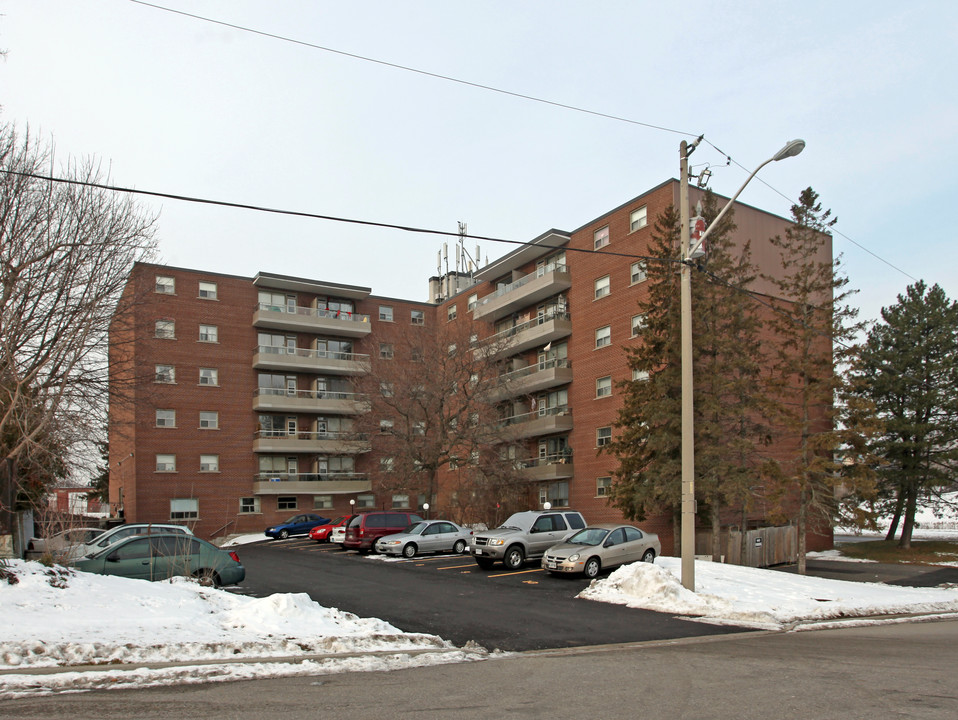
[233,538,749,651]
[7,620,958,719]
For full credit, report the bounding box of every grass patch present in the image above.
[836,539,958,565]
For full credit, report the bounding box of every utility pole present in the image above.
[679,140,696,591]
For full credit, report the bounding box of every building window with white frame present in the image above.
[170,498,198,520]
[199,411,219,429]
[239,497,260,514]
[380,418,394,433]
[594,225,610,249]
[447,304,457,321]
[357,494,375,508]
[630,205,648,232]
[379,343,394,359]
[199,367,219,386]
[594,275,610,299]
[597,427,612,447]
[313,495,333,510]
[200,454,219,472]
[467,293,478,311]
[632,368,650,382]
[198,281,218,300]
[411,309,424,325]
[596,376,612,398]
[380,382,394,397]
[155,275,175,294]
[381,457,394,472]
[596,477,612,497]
[155,364,175,384]
[155,319,175,339]
[199,324,218,343]
[595,325,611,349]
[630,260,648,285]
[631,313,647,337]
[155,409,176,427]
[156,454,176,472]
[392,494,409,509]
[379,305,394,322]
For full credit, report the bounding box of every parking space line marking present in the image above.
[489,568,544,578]
[436,563,477,570]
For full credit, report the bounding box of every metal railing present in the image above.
[517,452,573,469]
[254,430,369,441]
[475,311,571,346]
[255,472,368,483]
[256,302,371,324]
[500,405,571,426]
[255,345,370,363]
[254,388,368,402]
[498,357,571,383]
[475,263,568,308]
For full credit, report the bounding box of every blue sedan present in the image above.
[265,513,331,540]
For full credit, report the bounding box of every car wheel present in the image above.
[583,557,601,579]
[642,549,656,563]
[475,557,495,570]
[453,539,467,554]
[278,529,289,540]
[402,543,417,558]
[502,545,525,571]
[193,569,221,587]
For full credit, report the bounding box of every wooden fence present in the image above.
[725,525,798,568]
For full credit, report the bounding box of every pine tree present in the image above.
[850,281,958,548]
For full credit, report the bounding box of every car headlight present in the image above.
[266,528,274,533]
[568,553,580,562]
[488,538,505,546]
[381,540,400,546]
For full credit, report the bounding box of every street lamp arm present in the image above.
[687,139,805,260]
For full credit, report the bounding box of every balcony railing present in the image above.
[257,303,371,324]
[254,303,372,337]
[252,387,369,414]
[516,452,573,469]
[500,357,571,382]
[472,264,571,321]
[254,472,368,482]
[501,405,571,426]
[253,345,370,375]
[475,311,571,347]
[254,388,367,402]
[255,345,370,364]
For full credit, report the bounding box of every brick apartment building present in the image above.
[109,179,830,552]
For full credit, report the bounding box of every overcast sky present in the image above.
[2,1,955,323]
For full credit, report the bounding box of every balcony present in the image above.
[253,431,370,455]
[475,312,573,361]
[253,303,372,337]
[517,454,575,482]
[488,358,573,401]
[500,406,573,440]
[252,345,369,375]
[472,265,572,322]
[252,388,369,414]
[253,472,371,495]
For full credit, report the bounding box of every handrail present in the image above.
[500,405,571,425]
[254,430,369,441]
[498,358,571,382]
[255,345,370,363]
[475,263,568,308]
[476,311,571,346]
[254,388,368,401]
[255,472,369,482]
[256,302,371,323]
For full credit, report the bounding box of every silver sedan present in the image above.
[375,520,473,557]
[542,523,660,579]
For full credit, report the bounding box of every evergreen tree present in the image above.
[850,281,958,548]
[86,440,110,504]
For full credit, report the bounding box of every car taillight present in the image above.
[229,551,241,563]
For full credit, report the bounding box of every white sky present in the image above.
[2,1,956,322]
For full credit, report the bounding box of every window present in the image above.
[170,498,198,520]
[380,418,394,432]
[595,325,611,349]
[155,275,175,294]
[596,477,612,497]
[631,314,647,337]
[278,496,297,511]
[379,343,394,360]
[447,304,457,321]
[410,347,423,362]
[379,305,394,322]
[380,382,394,397]
[200,454,219,472]
[198,281,218,300]
[155,320,175,339]
[199,411,219,429]
[155,409,176,427]
[239,497,260,514]
[630,205,648,232]
[630,260,648,285]
[199,324,218,343]
[380,457,394,472]
[597,427,612,447]
[392,494,409,509]
[156,454,176,472]
[447,343,457,355]
[411,309,424,325]
[199,368,218,386]
[596,376,612,398]
[413,421,425,436]
[357,494,375,509]
[633,369,650,382]
[155,364,175,384]
[467,293,478,312]
[313,495,333,510]
[594,225,610,249]
[594,275,610,299]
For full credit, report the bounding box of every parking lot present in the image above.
[235,536,752,652]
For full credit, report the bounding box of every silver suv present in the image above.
[470,509,586,570]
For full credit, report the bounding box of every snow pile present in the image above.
[579,556,958,630]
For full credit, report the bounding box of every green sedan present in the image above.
[74,533,245,587]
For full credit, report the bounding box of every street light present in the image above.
[679,138,805,591]
[422,502,430,519]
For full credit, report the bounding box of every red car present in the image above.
[308,516,348,543]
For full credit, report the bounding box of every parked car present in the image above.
[265,513,331,540]
[27,527,106,560]
[470,509,587,570]
[375,520,473,557]
[74,533,245,586]
[308,516,349,542]
[330,526,346,546]
[541,523,660,578]
[343,511,424,552]
[64,522,194,562]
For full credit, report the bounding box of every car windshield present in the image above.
[566,528,610,546]
[405,522,427,535]
[328,516,345,525]
[283,516,301,524]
